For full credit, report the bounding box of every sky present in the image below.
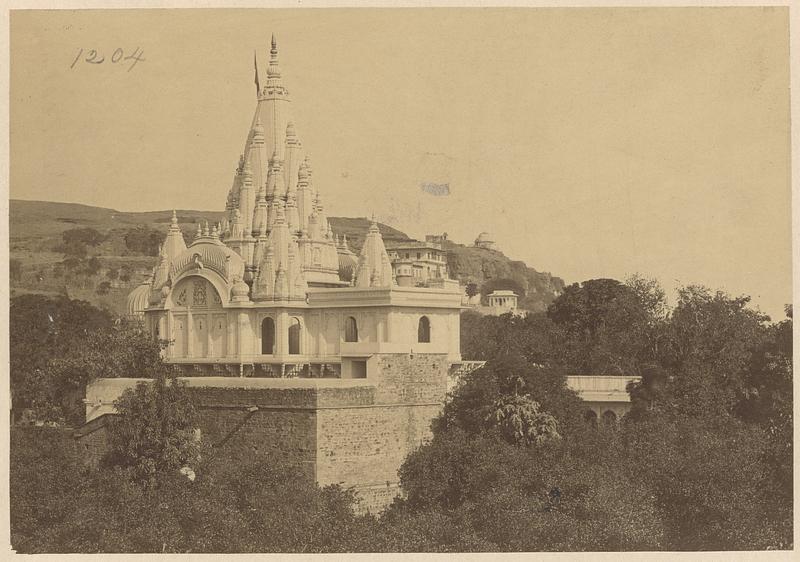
[9,8,792,320]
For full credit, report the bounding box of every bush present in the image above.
[124,226,165,256]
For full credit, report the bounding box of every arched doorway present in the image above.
[418,316,431,343]
[170,276,224,358]
[288,317,301,355]
[602,410,618,427]
[261,317,275,355]
[344,316,358,342]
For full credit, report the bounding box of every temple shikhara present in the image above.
[73,36,471,512]
[127,36,462,378]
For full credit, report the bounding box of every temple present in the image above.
[128,35,463,379]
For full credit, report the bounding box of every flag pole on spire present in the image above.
[254,50,261,95]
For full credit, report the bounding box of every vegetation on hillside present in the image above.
[10,200,568,316]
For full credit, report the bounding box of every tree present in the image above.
[124,226,165,256]
[11,426,377,553]
[86,256,102,276]
[10,294,165,425]
[394,427,665,551]
[46,321,167,425]
[62,227,105,247]
[96,281,111,295]
[621,417,785,549]
[464,282,479,299]
[659,285,770,419]
[488,393,560,446]
[546,277,667,375]
[105,374,202,483]
[10,294,113,417]
[439,352,584,440]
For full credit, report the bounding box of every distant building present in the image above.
[385,239,448,287]
[487,289,518,313]
[474,232,496,250]
[425,232,448,245]
[566,375,641,424]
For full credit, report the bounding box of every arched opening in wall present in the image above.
[418,316,431,343]
[344,316,358,342]
[584,410,598,428]
[261,317,275,355]
[288,317,301,355]
[602,410,618,427]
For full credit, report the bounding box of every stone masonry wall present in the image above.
[74,353,450,513]
[315,354,449,511]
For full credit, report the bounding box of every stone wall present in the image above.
[74,414,113,467]
[74,352,451,513]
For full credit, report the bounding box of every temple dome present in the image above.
[338,252,358,283]
[126,280,151,319]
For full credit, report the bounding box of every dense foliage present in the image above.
[441,278,792,550]
[10,427,377,553]
[123,225,166,256]
[57,227,106,257]
[10,294,165,426]
[104,375,204,483]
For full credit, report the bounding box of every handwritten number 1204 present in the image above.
[71,47,145,72]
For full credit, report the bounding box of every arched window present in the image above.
[602,410,618,427]
[261,317,275,355]
[344,316,358,342]
[418,316,431,343]
[288,317,301,355]
[584,410,598,428]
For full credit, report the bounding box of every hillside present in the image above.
[9,200,565,315]
[443,240,565,312]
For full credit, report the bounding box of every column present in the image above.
[186,309,194,357]
[317,310,324,358]
[226,311,236,358]
[166,311,174,359]
[277,309,289,357]
[237,311,248,357]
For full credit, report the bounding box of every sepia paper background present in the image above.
[3,2,799,560]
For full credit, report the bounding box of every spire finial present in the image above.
[267,34,281,80]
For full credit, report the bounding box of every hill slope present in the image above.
[9,200,565,315]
